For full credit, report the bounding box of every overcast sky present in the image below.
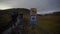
[0,0,60,14]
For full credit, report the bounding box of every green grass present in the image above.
[35,16,60,34]
[0,13,60,34]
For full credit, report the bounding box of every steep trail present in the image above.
[2,15,21,34]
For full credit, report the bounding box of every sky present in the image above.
[0,0,60,14]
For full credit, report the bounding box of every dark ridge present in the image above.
[0,8,30,14]
[3,8,30,12]
[37,11,60,16]
[37,14,42,16]
[0,8,30,34]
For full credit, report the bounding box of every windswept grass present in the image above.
[0,12,60,34]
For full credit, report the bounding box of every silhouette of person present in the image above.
[11,12,18,24]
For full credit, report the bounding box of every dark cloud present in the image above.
[0,0,10,2]
[0,0,60,14]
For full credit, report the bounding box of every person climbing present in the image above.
[11,12,18,25]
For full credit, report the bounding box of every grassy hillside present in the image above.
[0,8,30,34]
[35,12,60,34]
[23,12,60,34]
[0,9,60,34]
[37,15,60,34]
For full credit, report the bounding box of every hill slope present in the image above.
[0,9,60,34]
[37,11,60,34]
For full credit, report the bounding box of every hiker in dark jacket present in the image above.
[11,12,18,24]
